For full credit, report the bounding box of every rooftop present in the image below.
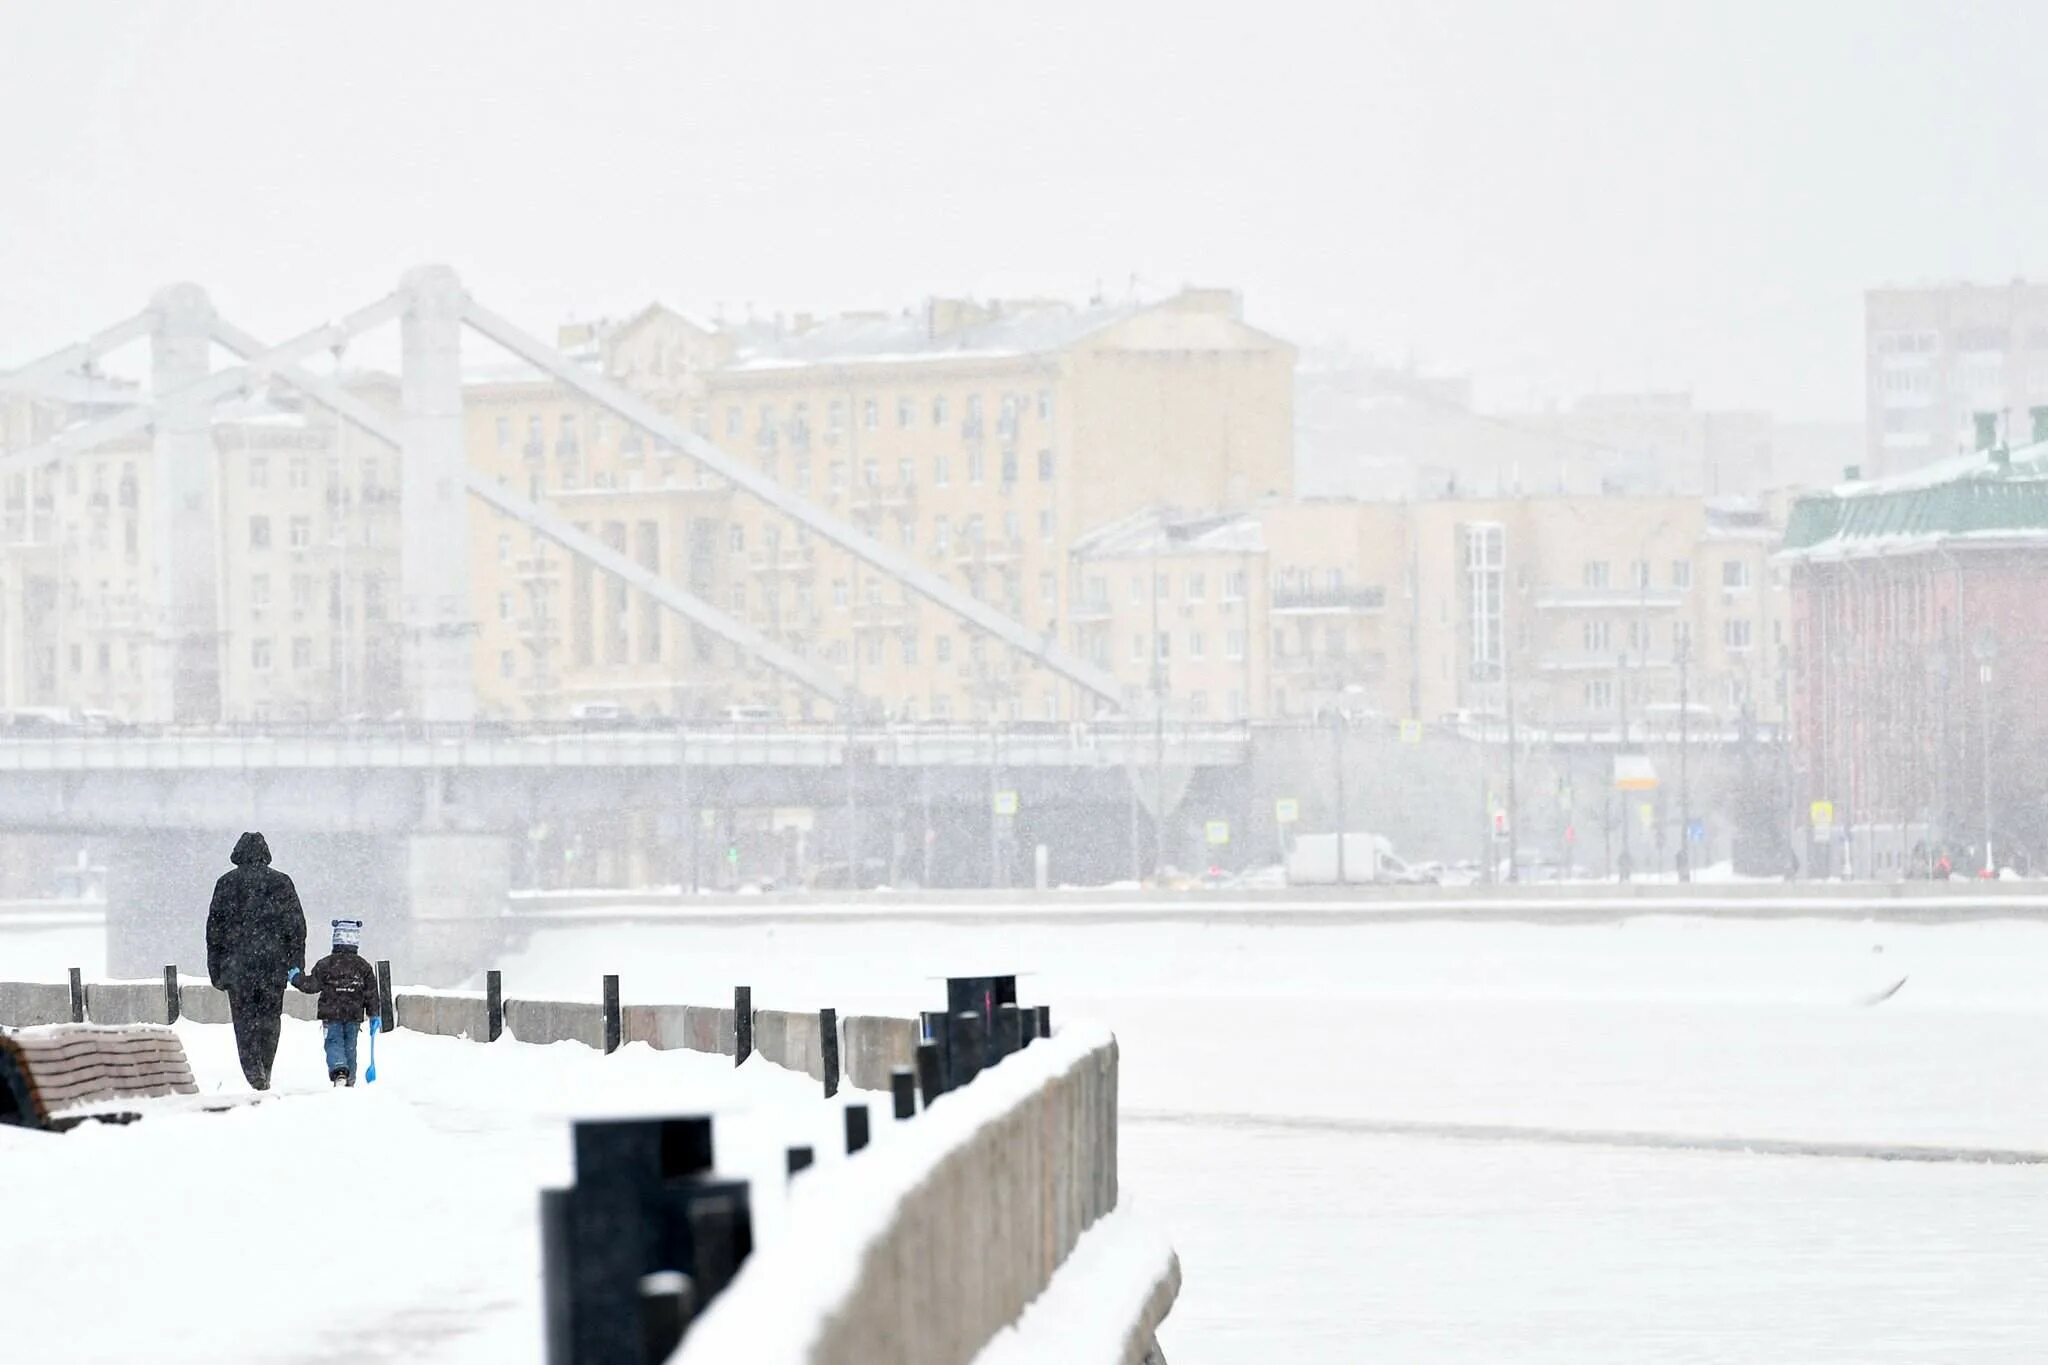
[1779,442,2048,560]
[1071,505,1264,560]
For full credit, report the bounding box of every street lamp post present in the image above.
[1331,709,1349,885]
[1677,634,1692,882]
[1975,631,1997,876]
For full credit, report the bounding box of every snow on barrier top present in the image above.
[675,1022,1121,1365]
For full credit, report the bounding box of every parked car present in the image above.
[568,701,632,729]
[719,704,778,724]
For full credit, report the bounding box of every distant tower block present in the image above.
[398,264,477,723]
[149,283,221,724]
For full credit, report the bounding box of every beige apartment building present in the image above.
[1050,494,1790,734]
[461,288,1296,722]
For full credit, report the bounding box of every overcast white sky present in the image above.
[2,1,2043,419]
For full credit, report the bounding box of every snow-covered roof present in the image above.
[1780,440,2048,561]
[726,300,1141,372]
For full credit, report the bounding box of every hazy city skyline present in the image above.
[5,2,2046,421]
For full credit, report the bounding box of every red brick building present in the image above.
[1780,440,2048,875]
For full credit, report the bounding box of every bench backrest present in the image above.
[0,1024,197,1128]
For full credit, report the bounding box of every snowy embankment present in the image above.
[0,1013,887,1365]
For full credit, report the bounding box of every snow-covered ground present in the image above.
[9,910,2048,1361]
[0,1007,890,1364]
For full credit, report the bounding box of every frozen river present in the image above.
[8,908,2048,1361]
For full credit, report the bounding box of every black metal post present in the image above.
[163,965,180,1025]
[844,1103,870,1154]
[68,967,83,1023]
[486,969,504,1042]
[602,974,621,1055]
[995,1002,1022,1059]
[921,1010,952,1086]
[951,1011,985,1087]
[1021,1007,1040,1046]
[891,1065,916,1118]
[376,960,396,1032]
[639,1271,691,1365]
[785,1145,814,1177]
[819,1007,839,1098]
[1035,1004,1051,1039]
[734,986,752,1065]
[915,1041,945,1107]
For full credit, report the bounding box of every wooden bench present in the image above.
[0,1023,198,1131]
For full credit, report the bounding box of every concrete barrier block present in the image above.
[754,1008,825,1081]
[841,1015,921,1091]
[504,998,604,1049]
[395,992,439,1034]
[178,983,232,1025]
[682,1006,734,1055]
[283,990,320,1022]
[84,980,170,1025]
[0,981,72,1028]
[621,1004,691,1049]
[431,995,489,1039]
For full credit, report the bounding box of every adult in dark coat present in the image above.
[205,832,307,1090]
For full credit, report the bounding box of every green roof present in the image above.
[1780,442,2048,559]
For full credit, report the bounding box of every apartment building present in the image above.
[462,288,1295,721]
[1866,279,2048,479]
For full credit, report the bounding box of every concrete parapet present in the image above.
[839,1015,919,1091]
[676,1028,1126,1365]
[505,997,604,1049]
[0,982,73,1027]
[683,1005,735,1055]
[178,983,231,1024]
[283,991,319,1022]
[397,991,490,1039]
[621,1004,690,1050]
[754,1009,826,1081]
[83,980,170,1025]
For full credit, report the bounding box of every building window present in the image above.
[1724,618,1753,651]
[1189,630,1206,660]
[288,457,309,489]
[495,417,511,450]
[1129,575,1145,606]
[1722,559,1751,590]
[1037,389,1053,421]
[251,638,272,671]
[1226,629,1247,661]
[730,584,746,611]
[1037,450,1054,482]
[729,525,746,552]
[897,457,914,486]
[499,650,515,679]
[936,635,953,663]
[1038,510,1055,542]
[498,533,512,565]
[1585,679,1613,710]
[900,634,919,666]
[1225,570,1247,601]
[1000,451,1018,484]
[1583,620,1610,652]
[1581,560,1610,589]
[967,451,985,485]
[934,456,951,487]
[1187,572,1207,602]
[288,517,310,549]
[249,516,271,549]
[291,574,312,612]
[1631,560,1651,589]
[1130,635,1146,663]
[832,579,849,608]
[498,592,513,622]
[1673,621,1692,651]
[1466,522,1506,680]
[862,398,878,430]
[250,574,271,609]
[1039,571,1057,607]
[897,397,914,428]
[1671,560,1692,589]
[292,638,313,670]
[248,457,269,490]
[726,407,743,438]
[932,395,949,427]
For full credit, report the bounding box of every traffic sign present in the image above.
[993,790,1018,816]
[1809,800,1834,829]
[1399,718,1424,744]
[1205,820,1231,845]
[1687,818,1706,844]
[1638,801,1655,830]
[1274,797,1300,825]
[1491,811,1509,840]
[1564,824,1577,844]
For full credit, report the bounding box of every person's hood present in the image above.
[230,832,271,867]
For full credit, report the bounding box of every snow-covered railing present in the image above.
[673,1023,1159,1365]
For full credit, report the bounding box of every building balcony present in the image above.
[954,537,1024,567]
[516,615,561,640]
[749,547,816,577]
[1067,601,1114,624]
[1271,585,1387,615]
[522,439,546,462]
[848,482,917,514]
[1536,652,1676,673]
[1533,586,1686,612]
[852,600,919,630]
[514,556,562,581]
